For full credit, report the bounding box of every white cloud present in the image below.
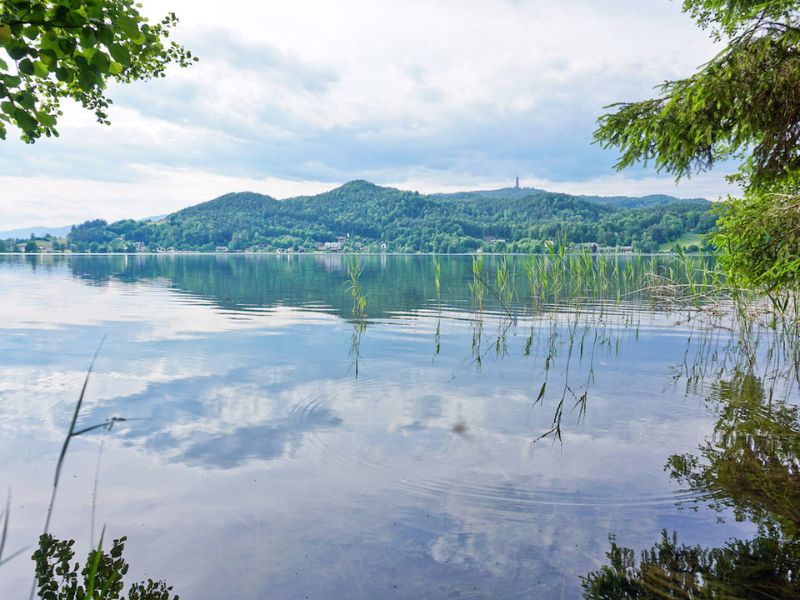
[0,0,729,228]
[0,166,735,230]
[0,168,335,228]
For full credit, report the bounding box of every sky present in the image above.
[0,0,738,230]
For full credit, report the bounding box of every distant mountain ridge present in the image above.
[0,214,166,241]
[58,180,716,254]
[432,186,708,209]
[0,225,73,239]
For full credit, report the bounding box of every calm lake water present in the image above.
[0,254,797,598]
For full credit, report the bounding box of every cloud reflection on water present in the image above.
[0,254,771,599]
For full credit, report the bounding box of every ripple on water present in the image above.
[283,380,709,519]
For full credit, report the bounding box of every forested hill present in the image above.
[431,187,701,209]
[65,180,717,253]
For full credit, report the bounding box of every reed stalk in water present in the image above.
[347,256,367,319]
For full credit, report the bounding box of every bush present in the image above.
[33,534,179,600]
[712,193,800,293]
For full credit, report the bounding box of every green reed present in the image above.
[433,256,442,356]
[2,337,171,599]
[496,256,514,308]
[347,256,367,319]
[0,491,17,569]
[446,250,798,445]
[469,253,485,314]
[433,256,441,302]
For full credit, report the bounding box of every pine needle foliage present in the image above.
[595,0,800,292]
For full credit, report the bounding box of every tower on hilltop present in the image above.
[514,176,520,190]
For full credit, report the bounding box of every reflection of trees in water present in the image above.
[582,529,799,599]
[582,369,800,599]
[669,372,800,538]
[6,252,714,317]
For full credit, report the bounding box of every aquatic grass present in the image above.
[433,256,442,302]
[0,490,25,569]
[471,317,484,368]
[90,442,105,548]
[496,256,515,308]
[522,255,540,310]
[84,527,109,600]
[346,256,367,319]
[0,332,176,600]
[467,254,487,367]
[344,257,369,375]
[0,491,8,565]
[44,336,107,536]
[469,253,485,314]
[433,257,442,356]
[349,320,366,378]
[464,255,521,361]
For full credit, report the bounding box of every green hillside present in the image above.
[63,180,717,253]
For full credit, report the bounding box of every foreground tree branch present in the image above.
[0,0,197,142]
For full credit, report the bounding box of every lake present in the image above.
[0,254,797,598]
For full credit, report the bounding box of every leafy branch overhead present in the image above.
[594,0,800,292]
[0,0,197,142]
[595,0,800,191]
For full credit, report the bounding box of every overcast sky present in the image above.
[0,0,736,229]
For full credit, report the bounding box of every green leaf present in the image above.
[109,44,131,66]
[1,75,21,87]
[55,67,74,83]
[33,61,49,78]
[22,26,40,41]
[18,59,34,75]
[118,16,140,37]
[39,50,57,66]
[36,111,56,127]
[77,70,95,91]
[6,43,29,60]
[79,27,96,48]
[96,25,114,46]
[0,0,196,142]
[39,31,59,51]
[18,92,35,110]
[14,109,37,132]
[91,51,110,72]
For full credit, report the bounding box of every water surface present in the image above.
[0,254,796,598]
